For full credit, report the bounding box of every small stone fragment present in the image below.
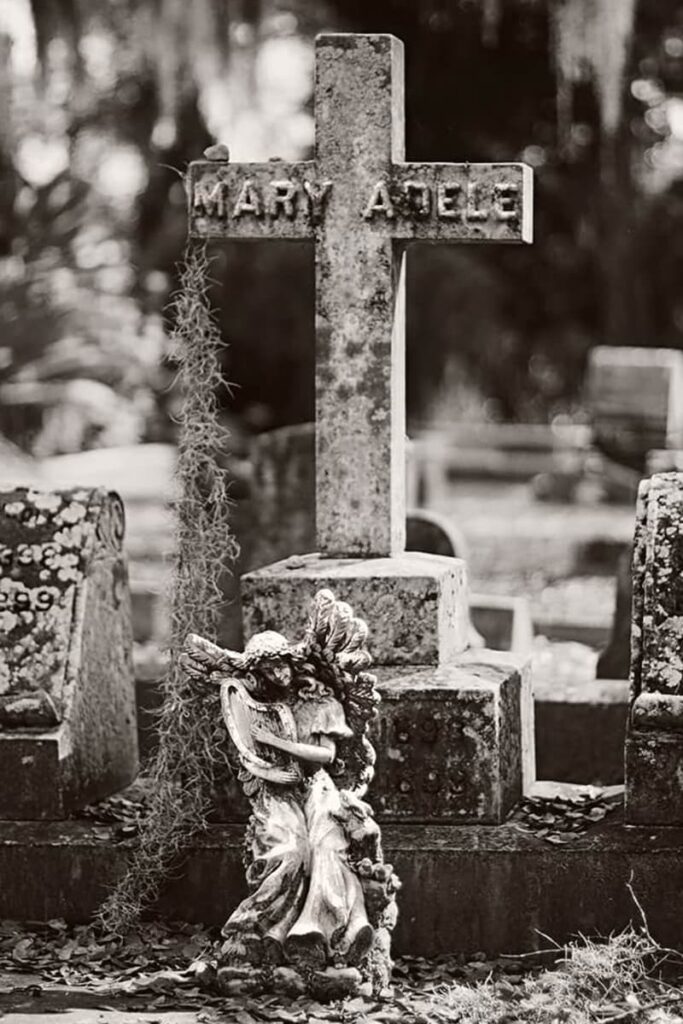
[309,966,362,1001]
[203,143,230,162]
[191,959,216,989]
[271,965,306,996]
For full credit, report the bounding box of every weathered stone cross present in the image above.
[188,33,532,559]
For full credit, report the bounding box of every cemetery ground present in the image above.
[1,916,683,1023]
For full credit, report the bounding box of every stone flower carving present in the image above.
[181,589,399,1000]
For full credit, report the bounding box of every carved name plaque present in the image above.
[190,163,530,242]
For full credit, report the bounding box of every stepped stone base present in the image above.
[2,817,682,954]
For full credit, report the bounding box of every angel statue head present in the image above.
[180,628,298,695]
[242,630,296,690]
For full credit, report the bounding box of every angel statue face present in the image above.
[243,630,295,690]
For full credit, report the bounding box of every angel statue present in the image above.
[181,589,400,1000]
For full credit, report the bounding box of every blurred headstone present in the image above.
[586,347,683,471]
[647,448,683,475]
[596,546,632,679]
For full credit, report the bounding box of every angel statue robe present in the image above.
[221,684,375,966]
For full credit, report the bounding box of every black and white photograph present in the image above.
[0,1,682,1021]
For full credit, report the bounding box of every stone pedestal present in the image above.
[372,657,530,823]
[238,553,533,826]
[0,488,138,820]
[242,552,470,666]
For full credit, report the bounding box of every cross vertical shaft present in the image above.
[314,35,406,558]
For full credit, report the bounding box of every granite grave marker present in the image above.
[0,487,138,820]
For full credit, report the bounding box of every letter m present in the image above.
[193,181,227,218]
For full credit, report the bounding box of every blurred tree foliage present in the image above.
[2,0,683,446]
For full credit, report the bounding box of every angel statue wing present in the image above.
[180,633,245,682]
[300,589,380,795]
[220,678,302,786]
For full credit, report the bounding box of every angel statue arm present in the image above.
[251,724,336,766]
[180,632,303,787]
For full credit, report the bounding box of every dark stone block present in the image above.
[0,734,64,819]
[535,682,629,785]
[625,730,683,824]
[370,654,530,824]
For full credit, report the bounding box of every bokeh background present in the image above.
[1,0,682,455]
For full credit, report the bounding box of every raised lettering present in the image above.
[493,183,519,221]
[437,183,460,219]
[193,181,227,218]
[268,179,299,219]
[233,180,262,218]
[363,181,395,220]
[466,182,487,221]
[303,180,332,221]
[404,180,430,217]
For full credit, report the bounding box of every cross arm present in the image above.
[362,162,533,243]
[188,160,327,240]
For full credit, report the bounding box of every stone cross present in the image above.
[188,33,533,558]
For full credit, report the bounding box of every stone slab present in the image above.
[371,655,528,823]
[0,488,138,819]
[240,552,469,666]
[535,678,629,785]
[2,816,683,955]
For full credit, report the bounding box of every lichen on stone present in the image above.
[0,487,122,726]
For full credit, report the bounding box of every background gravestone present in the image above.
[0,487,138,820]
[625,472,683,824]
[586,347,683,472]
